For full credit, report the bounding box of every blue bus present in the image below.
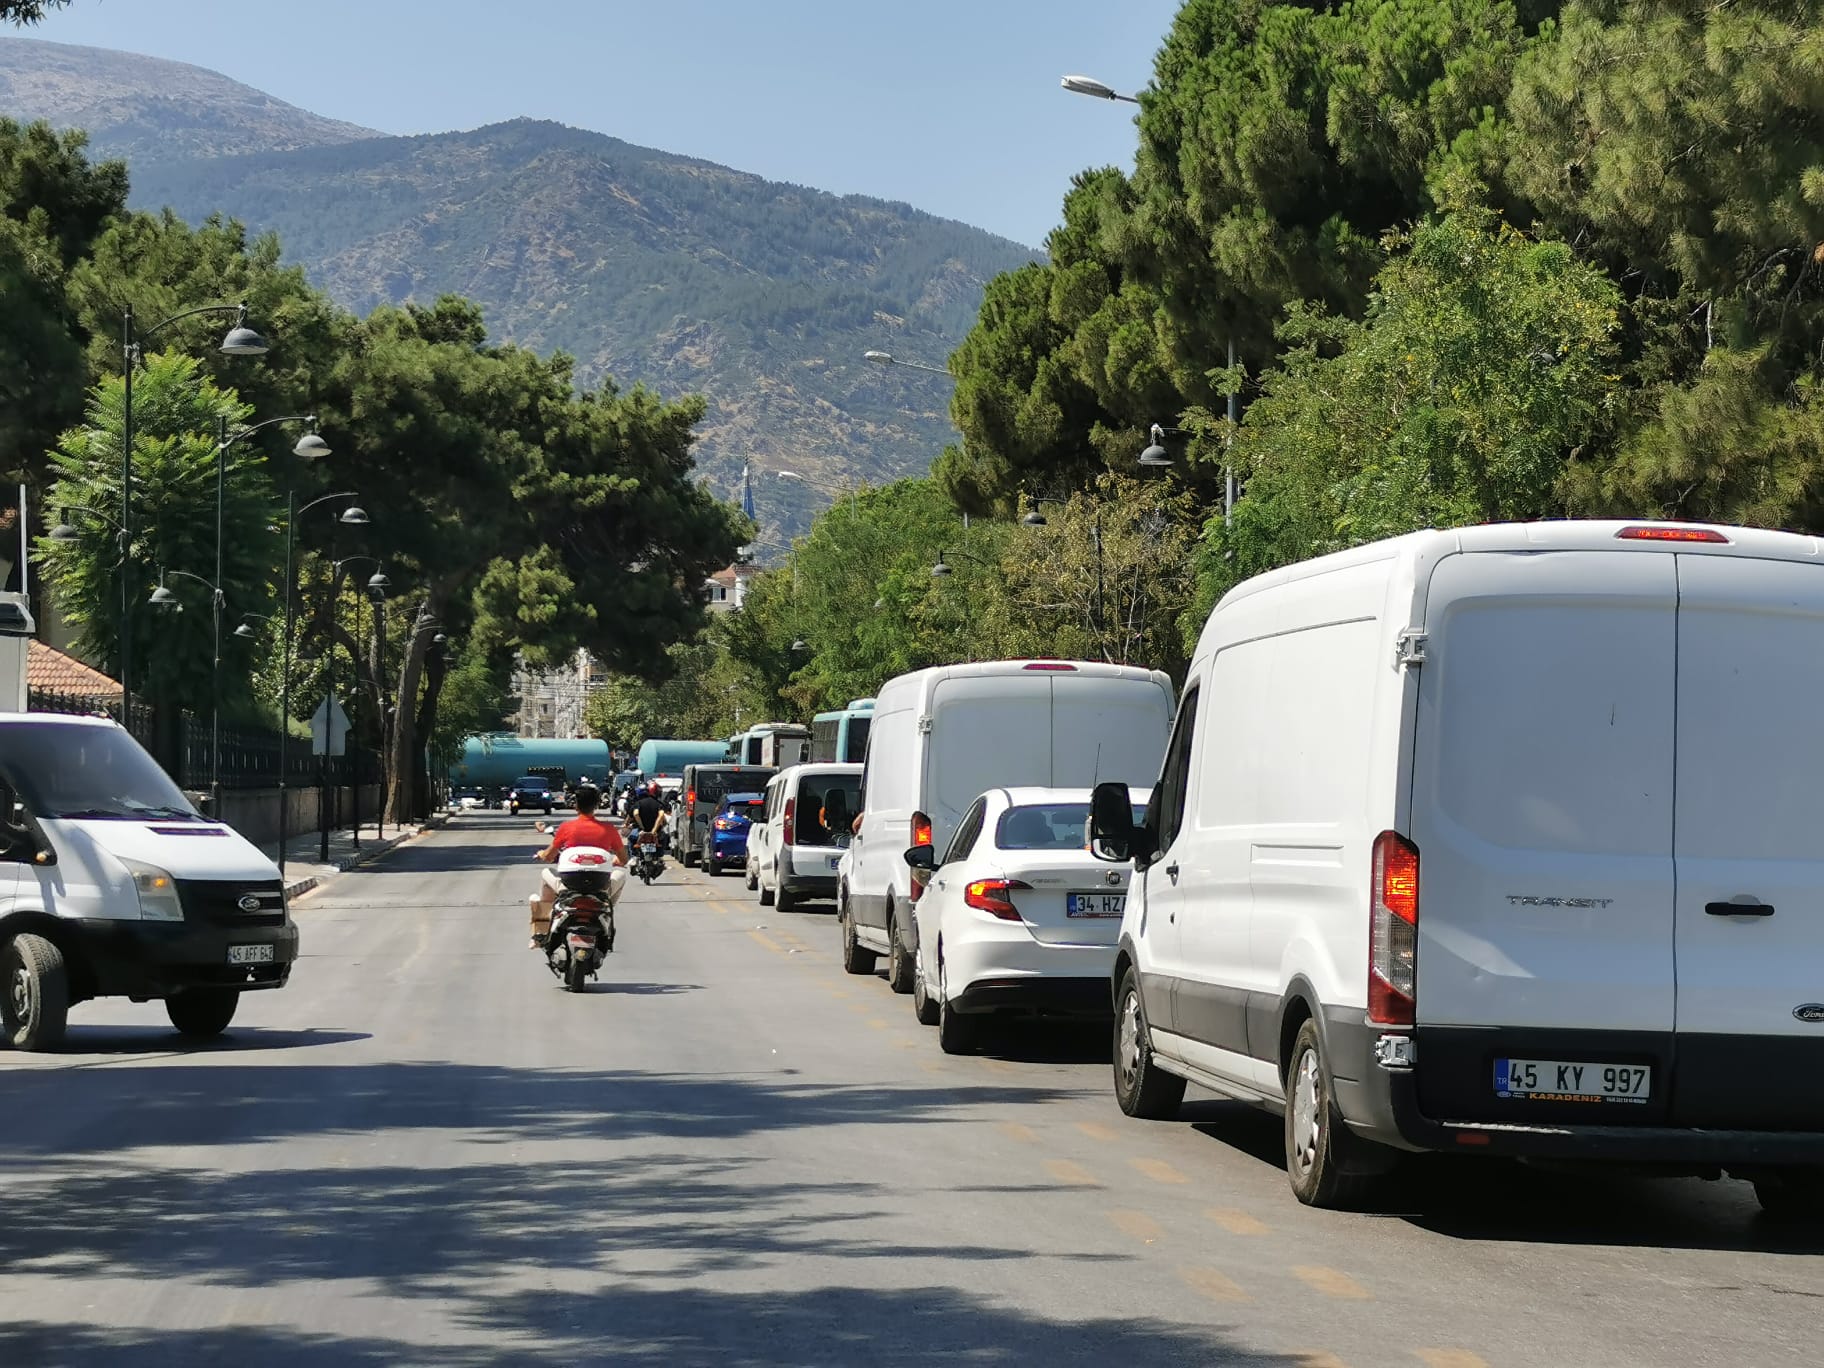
[811,698,875,764]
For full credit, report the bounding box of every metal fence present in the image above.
[27,688,380,793]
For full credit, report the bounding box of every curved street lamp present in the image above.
[149,567,230,809]
[119,302,269,716]
[863,349,955,380]
[1061,73,1140,104]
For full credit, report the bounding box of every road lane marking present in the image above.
[999,1121,1039,1145]
[1205,1207,1270,1236]
[1415,1353,1489,1368]
[1043,1159,1100,1187]
[1292,1266,1371,1300]
[1106,1209,1163,1243]
[1177,1266,1249,1302]
[747,929,783,954]
[867,1018,889,1030]
[1130,1157,1190,1185]
[1292,1354,1347,1368]
[1075,1121,1121,1142]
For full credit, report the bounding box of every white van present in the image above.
[746,762,862,910]
[844,660,1173,995]
[0,714,298,1050]
[1091,520,1824,1214]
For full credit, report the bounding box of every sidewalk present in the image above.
[276,811,449,901]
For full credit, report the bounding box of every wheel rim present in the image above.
[1118,989,1143,1090]
[1291,1047,1322,1174]
[9,960,31,1024]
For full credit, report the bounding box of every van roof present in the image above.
[1217,519,1824,611]
[877,660,1169,696]
[0,713,116,730]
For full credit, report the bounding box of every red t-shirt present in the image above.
[551,814,625,859]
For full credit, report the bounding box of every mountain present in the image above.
[0,40,1038,548]
[0,37,379,162]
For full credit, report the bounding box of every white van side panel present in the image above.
[1411,551,1678,1033]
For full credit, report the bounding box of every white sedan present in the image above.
[907,786,1149,1054]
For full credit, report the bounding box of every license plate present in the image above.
[227,944,274,965]
[1067,892,1126,918]
[828,855,843,871]
[1495,1058,1650,1103]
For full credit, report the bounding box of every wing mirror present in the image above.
[1089,781,1139,864]
[903,844,937,872]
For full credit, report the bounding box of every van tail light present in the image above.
[783,796,795,835]
[1369,831,1419,1027]
[1615,524,1729,543]
[911,810,933,848]
[1022,661,1078,671]
[964,878,1031,921]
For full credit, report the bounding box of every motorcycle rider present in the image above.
[529,783,627,949]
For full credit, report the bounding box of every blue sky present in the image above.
[28,0,1183,247]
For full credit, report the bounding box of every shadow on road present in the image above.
[41,1026,371,1058]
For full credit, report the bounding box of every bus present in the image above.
[726,722,812,768]
[811,698,874,764]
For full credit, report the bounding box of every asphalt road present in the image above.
[2,812,1820,1367]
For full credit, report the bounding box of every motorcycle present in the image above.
[545,846,617,992]
[631,830,665,884]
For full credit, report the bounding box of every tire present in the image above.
[776,883,797,913]
[165,987,240,1039]
[1283,1017,1392,1209]
[839,896,876,975]
[746,862,759,892]
[937,958,977,1055]
[2,933,69,1051]
[707,856,723,877]
[912,948,939,1026]
[1754,1169,1824,1221]
[758,877,776,907]
[885,905,914,994]
[565,957,588,993]
[683,849,699,868]
[1113,965,1184,1120]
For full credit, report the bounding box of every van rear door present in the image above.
[1409,551,1678,1124]
[1670,553,1824,1128]
[925,674,1053,853]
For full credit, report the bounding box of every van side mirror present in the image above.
[903,844,937,872]
[1089,781,1136,863]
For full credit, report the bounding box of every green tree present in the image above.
[38,352,278,709]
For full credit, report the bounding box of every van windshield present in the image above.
[0,721,199,821]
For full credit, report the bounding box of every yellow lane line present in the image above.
[1106,1209,1163,1244]
[1075,1121,1121,1142]
[1042,1159,1100,1187]
[867,1018,889,1030]
[1293,1354,1348,1368]
[1205,1207,1270,1236]
[999,1121,1040,1145]
[1415,1353,1489,1368]
[1177,1266,1250,1303]
[1130,1157,1190,1185]
[1292,1266,1371,1300]
[747,929,783,954]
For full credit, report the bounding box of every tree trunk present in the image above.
[384,598,436,825]
[412,646,449,818]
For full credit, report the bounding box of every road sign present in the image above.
[310,696,351,757]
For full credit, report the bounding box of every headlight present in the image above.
[122,858,185,922]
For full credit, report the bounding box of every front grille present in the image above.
[177,879,287,927]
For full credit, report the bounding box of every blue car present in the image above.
[707,792,766,877]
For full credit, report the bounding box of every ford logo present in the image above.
[1794,1004,1824,1024]
[237,894,263,913]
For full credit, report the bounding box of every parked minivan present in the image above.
[844,660,1173,995]
[678,763,776,868]
[1091,520,1824,1214]
[0,714,299,1050]
[747,762,862,910]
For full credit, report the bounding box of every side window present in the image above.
[1152,684,1201,853]
[941,798,987,866]
[0,781,30,864]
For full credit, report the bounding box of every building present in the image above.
[25,639,121,702]
[510,649,604,739]
[705,562,762,613]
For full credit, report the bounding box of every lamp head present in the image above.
[863,350,892,366]
[233,622,257,639]
[931,552,953,578]
[367,571,391,593]
[1021,510,1047,527]
[219,306,270,357]
[149,584,178,608]
[339,506,370,525]
[293,427,330,460]
[49,520,79,542]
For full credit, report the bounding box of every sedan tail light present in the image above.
[964,878,1031,921]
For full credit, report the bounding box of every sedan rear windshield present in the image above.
[723,799,765,820]
[0,721,199,821]
[995,802,1147,851]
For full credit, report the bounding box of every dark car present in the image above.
[707,792,766,877]
[678,763,776,868]
[508,775,554,815]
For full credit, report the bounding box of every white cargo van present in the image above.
[1090,520,1824,1214]
[844,660,1173,994]
[0,714,298,1050]
[747,762,862,910]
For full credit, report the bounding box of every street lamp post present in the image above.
[325,555,387,854]
[147,568,226,803]
[119,302,269,717]
[1021,496,1106,648]
[862,350,955,380]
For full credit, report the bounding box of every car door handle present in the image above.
[1706,900,1775,917]
[1165,863,1180,884]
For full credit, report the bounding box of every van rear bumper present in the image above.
[71,917,298,1000]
